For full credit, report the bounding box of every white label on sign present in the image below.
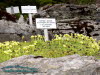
[36,18,56,29]
[6,7,11,14]
[21,6,37,13]
[13,7,19,13]
[6,6,19,14]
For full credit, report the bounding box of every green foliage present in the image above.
[76,0,95,4]
[0,34,100,63]
[23,14,28,20]
[4,0,53,8]
[0,2,8,10]
[14,13,21,20]
[5,0,35,6]
[53,0,95,4]
[1,0,96,9]
[35,0,52,7]
[0,10,16,22]
[14,14,28,20]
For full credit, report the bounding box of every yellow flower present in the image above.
[79,41,83,44]
[37,35,42,38]
[29,45,34,47]
[31,35,34,39]
[22,36,25,39]
[25,51,29,53]
[34,41,37,45]
[23,46,29,50]
[9,45,13,48]
[0,43,4,47]
[11,41,19,46]
[24,41,27,43]
[4,41,10,46]
[4,49,12,54]
[63,45,66,47]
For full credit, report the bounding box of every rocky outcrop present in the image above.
[1,4,100,41]
[35,4,100,40]
[0,55,100,75]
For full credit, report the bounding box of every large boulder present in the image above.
[0,55,100,75]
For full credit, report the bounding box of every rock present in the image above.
[17,15,25,24]
[0,33,21,42]
[37,4,96,20]
[1,4,100,41]
[34,4,100,41]
[0,20,35,42]
[0,55,100,75]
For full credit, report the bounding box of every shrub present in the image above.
[0,2,8,10]
[0,10,16,22]
[14,13,21,20]
[0,34,99,63]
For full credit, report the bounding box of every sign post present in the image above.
[44,29,49,41]
[29,13,33,25]
[11,6,14,14]
[21,6,37,25]
[36,18,56,41]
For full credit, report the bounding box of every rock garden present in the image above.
[0,0,100,75]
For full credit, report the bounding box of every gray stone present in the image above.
[0,55,99,75]
[0,20,34,42]
[0,33,21,42]
[17,15,25,24]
